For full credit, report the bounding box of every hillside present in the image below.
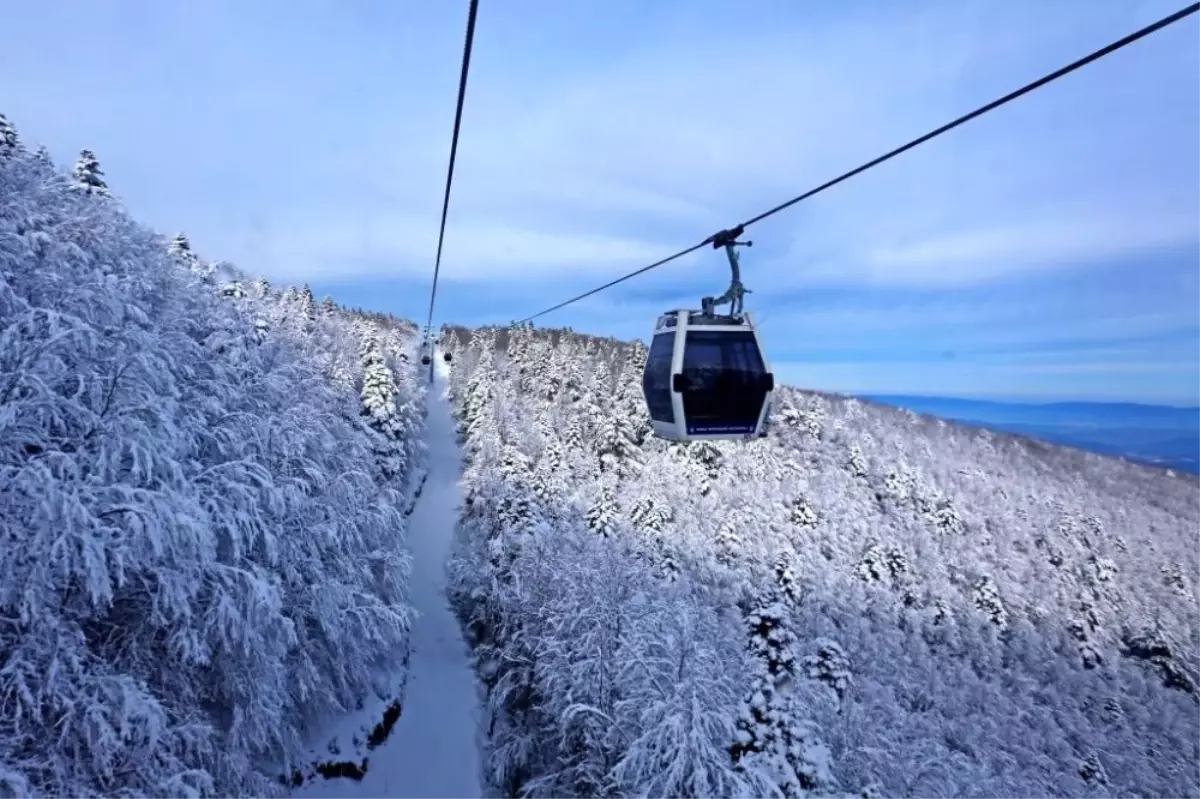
[442,324,1200,798]
[865,395,1200,475]
[0,118,426,797]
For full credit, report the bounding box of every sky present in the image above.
[3,0,1198,404]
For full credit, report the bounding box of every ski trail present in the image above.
[294,361,482,798]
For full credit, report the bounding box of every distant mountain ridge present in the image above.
[862,394,1200,474]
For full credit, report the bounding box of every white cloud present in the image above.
[754,292,1199,349]
[779,197,1199,289]
[872,213,1191,275]
[478,0,1192,292]
[772,357,1199,404]
[235,214,684,282]
[99,0,1191,294]
[1010,360,1197,374]
[215,4,1014,284]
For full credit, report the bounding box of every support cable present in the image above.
[516,3,1198,325]
[425,0,480,375]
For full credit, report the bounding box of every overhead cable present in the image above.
[424,0,480,347]
[517,2,1199,324]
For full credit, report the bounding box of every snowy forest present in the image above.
[0,115,427,797]
[441,324,1200,798]
[2,106,1200,799]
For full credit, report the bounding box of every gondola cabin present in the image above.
[642,309,775,442]
[443,351,453,363]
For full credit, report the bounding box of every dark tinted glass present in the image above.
[680,330,767,435]
[681,330,765,374]
[642,332,676,424]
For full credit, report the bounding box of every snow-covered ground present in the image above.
[294,360,483,798]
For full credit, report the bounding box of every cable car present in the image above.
[642,309,774,441]
[641,226,775,442]
[443,351,452,363]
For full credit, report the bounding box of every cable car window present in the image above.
[643,332,676,424]
[680,330,768,435]
[681,330,765,374]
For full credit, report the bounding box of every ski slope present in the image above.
[294,358,483,798]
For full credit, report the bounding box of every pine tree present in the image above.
[0,114,19,157]
[731,594,833,796]
[586,483,620,538]
[774,552,801,606]
[360,335,406,480]
[539,434,564,476]
[500,445,531,485]
[168,233,197,263]
[627,492,677,581]
[657,549,680,583]
[715,520,742,567]
[167,232,212,281]
[592,356,612,397]
[847,443,868,478]
[253,317,270,343]
[300,283,316,321]
[355,320,376,361]
[854,542,908,586]
[251,277,271,300]
[529,453,565,515]
[690,440,723,479]
[1079,752,1109,788]
[972,575,1009,629]
[788,494,818,528]
[629,493,673,534]
[564,414,585,451]
[219,281,245,299]
[72,149,109,195]
[614,364,651,445]
[801,638,852,701]
[596,410,641,474]
[497,489,535,534]
[562,355,585,404]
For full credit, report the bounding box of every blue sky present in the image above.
[3,0,1198,403]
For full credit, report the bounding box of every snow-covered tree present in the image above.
[0,113,18,156]
[360,333,407,480]
[595,408,641,474]
[439,318,1200,799]
[732,595,834,796]
[72,148,109,195]
[715,520,742,567]
[774,551,802,607]
[586,482,620,538]
[0,132,426,797]
[300,283,316,321]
